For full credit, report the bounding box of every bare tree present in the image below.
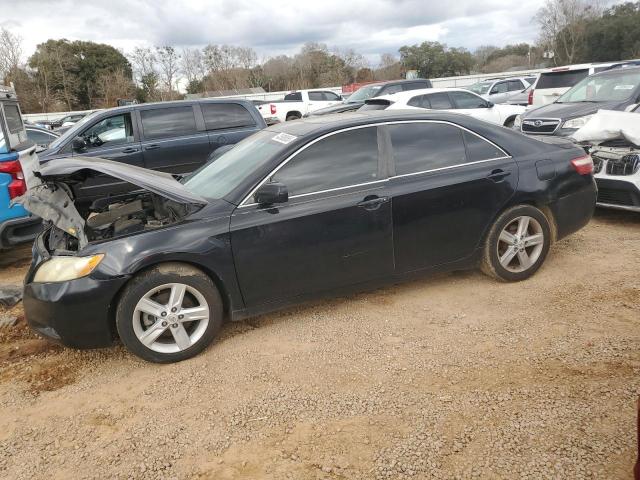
[535,0,602,64]
[0,28,22,82]
[156,46,180,98]
[181,48,206,86]
[129,47,157,84]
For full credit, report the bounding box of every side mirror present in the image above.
[72,136,87,152]
[254,182,288,205]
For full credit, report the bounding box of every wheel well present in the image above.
[503,115,517,126]
[107,260,232,340]
[479,201,558,252]
[286,111,302,120]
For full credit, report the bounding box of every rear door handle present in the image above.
[357,196,389,211]
[145,144,160,151]
[487,169,511,182]
[121,147,139,153]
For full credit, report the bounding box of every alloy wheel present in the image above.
[132,283,210,353]
[496,216,545,273]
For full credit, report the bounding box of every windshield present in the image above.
[346,85,383,103]
[48,111,101,150]
[466,82,492,95]
[556,70,640,103]
[183,130,289,200]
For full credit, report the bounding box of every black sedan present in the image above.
[21,111,597,363]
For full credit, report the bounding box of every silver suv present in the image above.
[466,77,534,104]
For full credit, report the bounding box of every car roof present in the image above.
[264,109,482,137]
[368,87,477,103]
[88,98,256,117]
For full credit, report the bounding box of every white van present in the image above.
[530,61,640,107]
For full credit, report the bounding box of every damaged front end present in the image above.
[573,110,640,212]
[16,156,208,252]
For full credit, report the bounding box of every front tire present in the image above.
[116,263,223,363]
[481,205,551,282]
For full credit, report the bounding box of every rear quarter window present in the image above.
[201,103,256,131]
[463,131,506,161]
[537,70,589,89]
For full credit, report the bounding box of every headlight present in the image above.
[562,115,594,129]
[33,254,104,283]
[514,115,522,128]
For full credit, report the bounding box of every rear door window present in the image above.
[389,122,467,175]
[308,92,325,101]
[426,93,453,109]
[463,131,505,161]
[537,69,589,89]
[508,80,524,91]
[140,106,197,139]
[201,103,256,131]
[272,127,379,196]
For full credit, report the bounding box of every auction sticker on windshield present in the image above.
[272,132,297,145]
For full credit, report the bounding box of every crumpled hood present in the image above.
[33,156,208,205]
[573,110,640,146]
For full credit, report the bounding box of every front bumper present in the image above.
[24,275,129,349]
[24,236,130,349]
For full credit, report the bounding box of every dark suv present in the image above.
[306,79,433,117]
[39,99,266,201]
[518,66,640,137]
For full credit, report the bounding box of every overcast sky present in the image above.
[1,0,552,64]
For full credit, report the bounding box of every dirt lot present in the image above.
[0,210,637,480]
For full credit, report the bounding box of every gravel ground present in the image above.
[0,209,638,480]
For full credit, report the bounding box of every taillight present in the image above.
[571,155,594,175]
[270,104,276,115]
[528,89,534,105]
[0,159,27,198]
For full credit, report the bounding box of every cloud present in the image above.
[0,0,555,64]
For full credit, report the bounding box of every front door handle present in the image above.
[487,169,511,182]
[357,195,389,211]
[121,147,139,154]
[145,144,160,151]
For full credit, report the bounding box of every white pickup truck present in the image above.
[267,90,344,122]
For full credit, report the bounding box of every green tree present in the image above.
[399,41,474,78]
[28,39,133,109]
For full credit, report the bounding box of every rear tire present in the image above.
[116,263,223,363]
[481,205,551,282]
[286,113,301,121]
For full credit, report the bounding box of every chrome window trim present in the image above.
[238,120,512,208]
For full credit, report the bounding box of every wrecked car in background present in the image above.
[574,109,640,212]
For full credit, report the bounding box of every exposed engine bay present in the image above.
[16,155,208,252]
[25,182,197,253]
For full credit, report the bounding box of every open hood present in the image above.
[33,156,208,205]
[16,155,207,250]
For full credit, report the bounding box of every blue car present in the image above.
[0,86,41,249]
